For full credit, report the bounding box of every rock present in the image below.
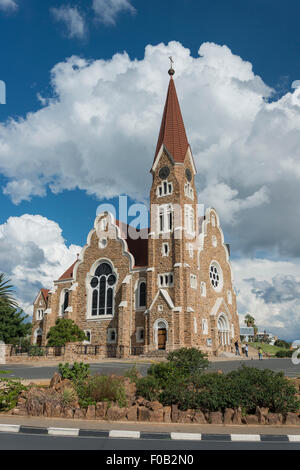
[74,408,86,419]
[51,403,62,418]
[285,412,300,425]
[177,409,194,423]
[232,407,242,425]
[96,402,108,419]
[210,411,223,424]
[223,408,235,425]
[63,407,74,419]
[106,405,127,421]
[86,405,96,420]
[122,378,137,405]
[245,415,259,425]
[267,413,283,425]
[171,404,179,422]
[50,372,62,389]
[44,401,52,418]
[163,406,172,423]
[126,405,138,421]
[193,411,206,424]
[11,408,19,415]
[138,407,152,422]
[255,406,269,424]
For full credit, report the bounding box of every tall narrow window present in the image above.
[90,262,117,316]
[138,281,146,308]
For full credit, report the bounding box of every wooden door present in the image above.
[36,335,42,347]
[158,328,167,350]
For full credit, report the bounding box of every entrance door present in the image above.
[158,328,167,350]
[36,335,42,347]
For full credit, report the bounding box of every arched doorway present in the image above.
[34,328,43,346]
[217,314,230,347]
[154,319,168,350]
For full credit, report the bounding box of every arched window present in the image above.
[138,281,146,308]
[60,289,69,315]
[90,262,117,316]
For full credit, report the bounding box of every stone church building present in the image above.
[31,67,240,357]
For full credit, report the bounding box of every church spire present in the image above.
[154,65,189,164]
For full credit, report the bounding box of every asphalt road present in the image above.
[0,432,299,450]
[0,358,299,380]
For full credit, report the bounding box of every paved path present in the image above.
[1,358,299,380]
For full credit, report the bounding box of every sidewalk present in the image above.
[0,414,299,435]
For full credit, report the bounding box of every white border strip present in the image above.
[288,435,300,442]
[0,424,20,433]
[171,432,202,441]
[48,427,79,436]
[231,434,261,442]
[109,430,140,439]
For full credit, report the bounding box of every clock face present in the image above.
[185,168,192,182]
[159,166,170,180]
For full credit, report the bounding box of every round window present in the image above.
[209,261,223,291]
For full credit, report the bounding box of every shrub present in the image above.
[274,339,290,349]
[61,387,77,407]
[167,348,209,377]
[147,361,184,385]
[275,350,293,358]
[124,365,140,383]
[0,379,26,411]
[28,345,45,357]
[47,318,87,347]
[76,375,127,409]
[58,362,90,383]
[136,376,161,402]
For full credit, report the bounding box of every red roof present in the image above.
[40,288,49,303]
[58,260,77,281]
[115,220,148,267]
[154,76,189,164]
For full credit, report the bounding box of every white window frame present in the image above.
[136,279,147,311]
[212,235,217,247]
[211,215,216,227]
[190,274,197,289]
[227,290,232,305]
[107,328,117,344]
[184,204,195,234]
[86,259,118,320]
[36,309,44,321]
[136,327,145,343]
[202,318,208,335]
[200,281,206,297]
[158,204,174,234]
[84,330,92,344]
[157,180,173,198]
[194,317,198,333]
[158,272,174,288]
[184,182,194,200]
[162,242,169,257]
[209,260,223,292]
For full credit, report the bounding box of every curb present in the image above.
[0,424,299,442]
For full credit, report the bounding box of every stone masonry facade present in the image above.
[31,71,240,357]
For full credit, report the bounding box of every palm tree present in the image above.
[244,313,258,336]
[0,273,18,309]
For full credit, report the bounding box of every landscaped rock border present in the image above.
[3,372,300,425]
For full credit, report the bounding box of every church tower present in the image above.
[145,64,199,353]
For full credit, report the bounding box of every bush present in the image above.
[275,349,293,358]
[58,362,90,383]
[76,375,127,409]
[167,348,209,377]
[136,376,161,402]
[124,365,140,383]
[47,318,87,347]
[28,345,45,357]
[0,379,26,411]
[61,387,77,407]
[275,339,290,349]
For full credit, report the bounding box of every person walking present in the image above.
[234,340,240,356]
[245,343,249,358]
[258,346,263,360]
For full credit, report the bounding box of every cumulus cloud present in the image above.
[0,40,300,261]
[0,214,81,315]
[51,6,86,39]
[232,258,300,340]
[92,0,136,25]
[0,0,17,11]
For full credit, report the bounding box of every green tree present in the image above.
[167,347,209,377]
[0,299,31,344]
[244,313,258,334]
[0,273,18,309]
[46,318,87,347]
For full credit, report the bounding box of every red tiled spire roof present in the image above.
[154,76,189,163]
[40,288,49,302]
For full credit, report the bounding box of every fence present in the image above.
[10,345,65,358]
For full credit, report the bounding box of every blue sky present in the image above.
[1,0,300,339]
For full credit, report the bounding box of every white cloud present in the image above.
[232,258,300,340]
[92,0,136,25]
[0,214,81,316]
[51,6,86,39]
[0,0,17,11]
[0,40,300,261]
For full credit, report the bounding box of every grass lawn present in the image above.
[248,342,287,356]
